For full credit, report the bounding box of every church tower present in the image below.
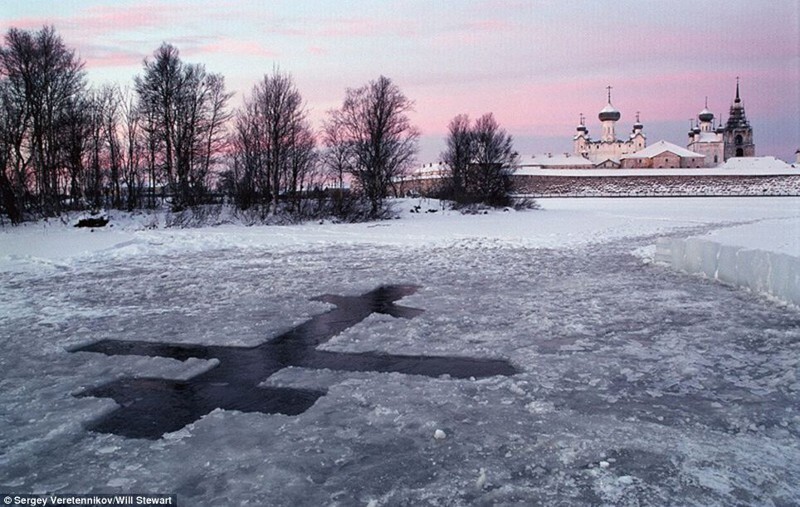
[598,86,621,142]
[573,113,590,158]
[723,79,755,160]
[572,87,647,165]
[687,98,724,166]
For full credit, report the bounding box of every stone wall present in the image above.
[511,174,800,197]
[394,173,800,198]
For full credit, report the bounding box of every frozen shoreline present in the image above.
[2,196,799,260]
[3,197,799,307]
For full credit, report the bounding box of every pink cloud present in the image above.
[0,3,179,39]
[0,3,188,69]
[311,16,420,38]
[460,19,516,32]
[74,4,174,34]
[79,44,147,69]
[0,16,56,31]
[194,38,278,59]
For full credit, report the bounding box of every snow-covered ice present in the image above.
[1,197,799,506]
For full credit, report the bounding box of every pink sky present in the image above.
[2,0,798,162]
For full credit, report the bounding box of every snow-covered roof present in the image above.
[600,103,619,114]
[719,156,794,173]
[591,156,621,164]
[518,153,593,169]
[401,162,447,180]
[411,162,447,174]
[622,140,705,160]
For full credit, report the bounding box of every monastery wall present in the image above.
[511,174,800,197]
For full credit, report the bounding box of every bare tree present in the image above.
[321,114,352,192]
[91,84,148,211]
[140,101,163,208]
[441,112,517,206]
[0,79,26,222]
[60,91,91,209]
[135,43,230,209]
[328,75,418,216]
[226,101,263,209]
[118,86,145,210]
[440,113,474,202]
[196,73,232,200]
[285,117,317,212]
[135,44,180,204]
[97,84,123,209]
[83,87,108,208]
[0,26,87,218]
[471,113,516,206]
[228,69,313,213]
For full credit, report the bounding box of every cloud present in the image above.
[78,43,146,69]
[1,1,795,160]
[194,37,278,59]
[0,3,178,38]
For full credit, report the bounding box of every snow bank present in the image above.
[655,237,800,306]
[3,198,798,270]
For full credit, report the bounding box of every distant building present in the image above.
[573,86,646,167]
[567,87,709,170]
[687,99,725,167]
[688,80,755,165]
[518,153,593,169]
[723,80,756,160]
[621,141,705,169]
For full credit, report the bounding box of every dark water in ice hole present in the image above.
[72,285,518,439]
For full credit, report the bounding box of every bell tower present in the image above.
[723,78,755,160]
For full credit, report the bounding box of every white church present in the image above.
[568,82,756,169]
[572,86,647,167]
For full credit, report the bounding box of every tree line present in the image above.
[0,26,518,224]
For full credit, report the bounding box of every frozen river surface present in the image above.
[1,199,799,506]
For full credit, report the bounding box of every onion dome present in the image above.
[576,113,588,134]
[632,112,643,131]
[599,87,621,122]
[598,102,620,122]
[698,108,714,123]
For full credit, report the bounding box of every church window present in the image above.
[735,134,743,145]
[736,148,744,157]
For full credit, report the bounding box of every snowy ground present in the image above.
[1,197,800,506]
